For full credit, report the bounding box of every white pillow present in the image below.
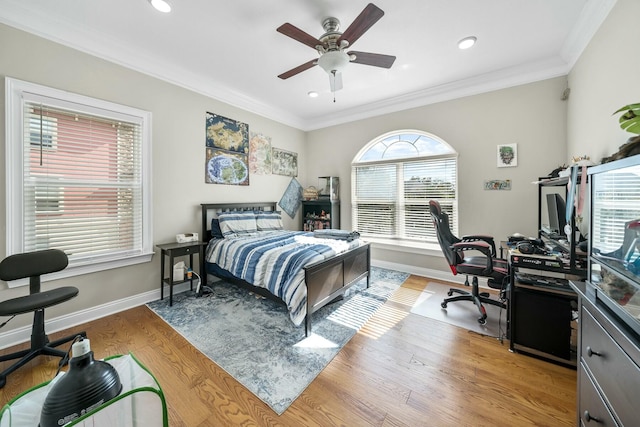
[218,212,257,238]
[256,211,283,231]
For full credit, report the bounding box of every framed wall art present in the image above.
[205,112,250,185]
[205,148,249,186]
[497,143,517,167]
[484,179,512,190]
[249,132,272,175]
[272,147,298,177]
[206,112,249,153]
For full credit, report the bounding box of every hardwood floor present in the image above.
[0,275,576,426]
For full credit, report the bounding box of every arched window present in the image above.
[351,130,458,245]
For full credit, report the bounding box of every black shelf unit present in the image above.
[536,176,587,276]
[505,175,590,367]
[302,199,340,231]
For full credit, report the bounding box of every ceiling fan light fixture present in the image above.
[149,0,171,13]
[458,36,477,50]
[317,50,350,74]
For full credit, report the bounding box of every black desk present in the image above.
[156,241,206,306]
[507,249,580,367]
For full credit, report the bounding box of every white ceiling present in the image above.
[0,0,615,131]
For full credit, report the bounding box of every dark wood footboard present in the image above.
[303,243,371,336]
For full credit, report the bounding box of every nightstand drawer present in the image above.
[169,245,200,257]
[581,306,640,426]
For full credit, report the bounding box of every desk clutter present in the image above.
[506,235,588,273]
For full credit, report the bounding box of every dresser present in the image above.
[570,281,640,426]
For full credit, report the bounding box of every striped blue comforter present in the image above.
[205,230,360,326]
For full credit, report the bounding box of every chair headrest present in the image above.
[0,249,69,282]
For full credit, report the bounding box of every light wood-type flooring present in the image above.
[0,275,576,426]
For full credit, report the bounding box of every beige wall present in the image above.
[0,24,307,330]
[306,78,568,270]
[0,0,636,335]
[567,0,640,161]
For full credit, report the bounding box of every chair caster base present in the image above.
[447,290,453,296]
[478,317,487,325]
[441,302,448,309]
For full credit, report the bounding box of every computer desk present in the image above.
[506,246,583,367]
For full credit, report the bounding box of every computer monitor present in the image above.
[546,193,567,236]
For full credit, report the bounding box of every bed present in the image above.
[200,202,370,336]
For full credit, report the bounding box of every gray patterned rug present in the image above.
[146,267,409,415]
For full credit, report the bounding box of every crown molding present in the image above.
[0,0,614,132]
[560,0,617,69]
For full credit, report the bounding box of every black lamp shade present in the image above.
[40,351,122,427]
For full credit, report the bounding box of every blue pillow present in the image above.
[211,219,224,239]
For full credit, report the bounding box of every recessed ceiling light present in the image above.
[458,36,477,50]
[307,91,319,98]
[149,0,171,13]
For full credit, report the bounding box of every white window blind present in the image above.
[352,131,458,245]
[23,101,142,260]
[6,78,153,281]
[591,166,640,254]
[353,164,397,237]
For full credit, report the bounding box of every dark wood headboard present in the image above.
[200,202,278,244]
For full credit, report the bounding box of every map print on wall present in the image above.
[272,147,298,177]
[205,112,249,185]
[206,112,249,153]
[279,178,303,219]
[205,148,249,185]
[249,132,272,175]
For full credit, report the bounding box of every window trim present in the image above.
[5,77,154,287]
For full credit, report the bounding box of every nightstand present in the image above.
[156,241,206,306]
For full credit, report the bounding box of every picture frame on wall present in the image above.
[497,143,517,167]
[271,147,298,177]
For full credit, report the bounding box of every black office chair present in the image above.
[0,249,85,388]
[429,200,507,324]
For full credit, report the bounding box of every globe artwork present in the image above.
[207,154,248,185]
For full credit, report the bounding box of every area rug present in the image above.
[146,267,409,415]
[410,282,508,339]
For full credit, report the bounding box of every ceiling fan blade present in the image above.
[338,3,385,47]
[329,71,343,92]
[348,51,396,68]
[277,23,323,50]
[278,59,317,79]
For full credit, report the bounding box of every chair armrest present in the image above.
[461,234,496,256]
[451,241,495,273]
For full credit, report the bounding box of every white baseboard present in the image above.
[371,259,466,285]
[0,282,192,350]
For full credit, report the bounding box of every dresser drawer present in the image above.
[578,364,618,427]
[581,306,640,426]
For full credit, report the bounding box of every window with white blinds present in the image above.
[352,131,457,245]
[591,164,640,256]
[6,78,153,281]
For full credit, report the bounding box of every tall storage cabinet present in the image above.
[302,200,340,231]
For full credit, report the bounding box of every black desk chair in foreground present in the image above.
[0,249,85,388]
[429,200,507,324]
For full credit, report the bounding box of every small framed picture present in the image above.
[497,143,517,168]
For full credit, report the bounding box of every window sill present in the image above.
[6,252,154,288]
[363,237,443,257]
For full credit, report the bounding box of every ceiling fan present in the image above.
[276,3,396,93]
